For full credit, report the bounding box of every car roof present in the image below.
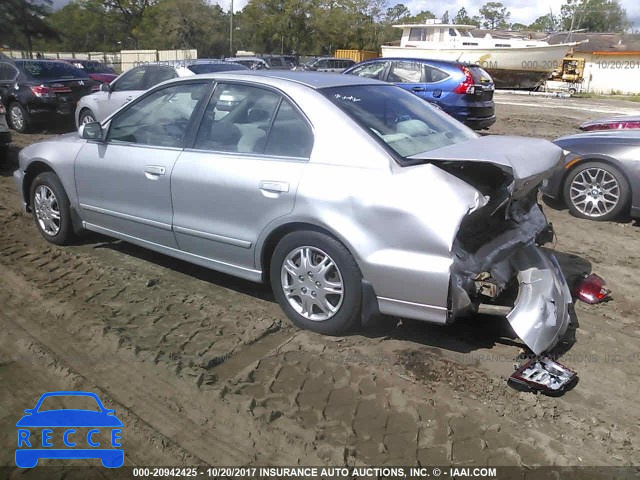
[357,57,472,68]
[184,70,387,89]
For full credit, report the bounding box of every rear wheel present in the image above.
[9,102,30,133]
[563,161,630,221]
[30,172,75,245]
[270,231,362,335]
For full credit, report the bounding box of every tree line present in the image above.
[0,0,631,59]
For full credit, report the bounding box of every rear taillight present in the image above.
[30,85,72,97]
[91,85,100,91]
[454,66,475,95]
[573,273,611,304]
[0,103,5,114]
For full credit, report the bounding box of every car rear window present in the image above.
[187,63,248,74]
[17,60,89,80]
[468,66,493,85]
[322,85,477,160]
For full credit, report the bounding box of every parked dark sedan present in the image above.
[61,59,118,84]
[344,58,495,130]
[0,59,97,133]
[0,102,11,163]
[542,130,640,221]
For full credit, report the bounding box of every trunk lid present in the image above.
[408,135,564,196]
[40,78,95,103]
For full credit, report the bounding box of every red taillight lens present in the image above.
[573,274,611,304]
[30,85,72,97]
[454,66,475,95]
[0,103,5,114]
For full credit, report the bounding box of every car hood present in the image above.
[16,410,123,427]
[408,135,564,194]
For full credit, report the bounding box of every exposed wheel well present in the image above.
[23,161,55,210]
[260,222,352,284]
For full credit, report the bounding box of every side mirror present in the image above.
[79,122,103,141]
[100,82,110,92]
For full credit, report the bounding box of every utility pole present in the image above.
[230,0,234,57]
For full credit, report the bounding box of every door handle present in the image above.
[259,181,289,193]
[144,165,165,175]
[411,86,426,92]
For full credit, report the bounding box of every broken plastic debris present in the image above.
[573,273,611,304]
[508,356,577,395]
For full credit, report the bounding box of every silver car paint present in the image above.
[16,72,572,354]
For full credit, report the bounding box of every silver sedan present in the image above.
[14,71,572,355]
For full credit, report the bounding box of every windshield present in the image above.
[322,85,477,159]
[188,63,247,74]
[17,60,89,80]
[38,395,101,412]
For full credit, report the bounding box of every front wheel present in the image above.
[563,161,630,221]
[79,108,97,126]
[30,172,75,245]
[270,231,362,335]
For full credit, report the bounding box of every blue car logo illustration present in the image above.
[16,391,123,468]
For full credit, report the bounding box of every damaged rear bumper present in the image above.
[506,245,572,355]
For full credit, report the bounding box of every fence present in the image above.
[1,49,198,73]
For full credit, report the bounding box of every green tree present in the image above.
[479,1,510,29]
[528,13,558,32]
[453,7,481,27]
[385,3,410,23]
[0,0,59,55]
[561,0,629,32]
[103,0,158,48]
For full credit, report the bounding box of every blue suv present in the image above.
[344,58,496,130]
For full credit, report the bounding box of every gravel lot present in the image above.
[1,93,639,474]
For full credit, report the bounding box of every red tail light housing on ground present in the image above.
[454,66,475,95]
[573,274,611,304]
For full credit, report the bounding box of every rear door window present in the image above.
[264,100,313,158]
[0,62,19,81]
[424,66,449,83]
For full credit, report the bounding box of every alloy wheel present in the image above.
[280,246,344,321]
[569,167,620,218]
[10,105,24,131]
[34,185,61,236]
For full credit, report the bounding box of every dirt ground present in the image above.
[1,93,639,476]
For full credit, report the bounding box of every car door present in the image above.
[94,66,148,121]
[75,80,210,248]
[171,82,313,275]
[386,60,430,100]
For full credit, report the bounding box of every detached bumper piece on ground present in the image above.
[509,356,578,395]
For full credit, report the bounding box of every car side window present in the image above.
[194,83,281,154]
[107,82,208,147]
[111,66,147,91]
[143,66,178,90]
[317,60,328,69]
[388,61,424,83]
[264,100,313,158]
[0,62,19,81]
[425,66,449,83]
[349,61,388,80]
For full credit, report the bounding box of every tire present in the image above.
[0,145,7,165]
[29,172,75,245]
[270,230,362,335]
[8,102,30,133]
[563,161,630,221]
[79,108,97,126]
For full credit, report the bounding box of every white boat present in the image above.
[381,20,579,89]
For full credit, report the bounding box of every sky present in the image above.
[48,0,640,28]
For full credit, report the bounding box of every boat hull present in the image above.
[381,44,575,89]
